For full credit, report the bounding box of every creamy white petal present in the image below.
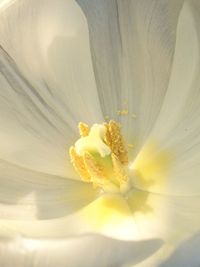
[77,0,184,156]
[0,159,98,220]
[0,191,198,266]
[127,192,200,243]
[121,194,200,267]
[3,191,200,244]
[0,235,163,267]
[145,1,200,195]
[159,232,200,267]
[0,237,26,267]
[0,0,102,177]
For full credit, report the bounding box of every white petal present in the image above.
[4,191,200,244]
[0,235,163,267]
[77,0,184,156]
[147,1,200,195]
[0,237,26,267]
[129,192,200,267]
[135,238,200,267]
[159,232,200,267]
[127,191,200,244]
[0,159,97,220]
[0,0,102,176]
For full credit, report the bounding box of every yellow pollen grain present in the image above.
[117,109,129,116]
[104,115,109,121]
[78,122,90,137]
[105,120,128,165]
[128,144,134,149]
[111,153,128,182]
[131,113,136,118]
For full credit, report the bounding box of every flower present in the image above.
[0,0,200,266]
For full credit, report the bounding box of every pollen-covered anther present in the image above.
[78,122,90,137]
[84,152,104,177]
[69,146,91,182]
[111,153,128,183]
[104,120,128,165]
[83,152,106,188]
[69,120,131,193]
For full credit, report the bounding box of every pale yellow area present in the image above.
[80,191,165,240]
[130,141,174,191]
[81,194,132,231]
[68,123,174,240]
[127,190,151,214]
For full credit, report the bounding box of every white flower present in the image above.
[0,0,200,266]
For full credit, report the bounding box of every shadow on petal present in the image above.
[0,160,98,220]
[159,232,200,267]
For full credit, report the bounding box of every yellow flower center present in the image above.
[69,120,130,193]
[68,120,174,239]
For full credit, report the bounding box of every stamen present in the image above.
[69,146,91,182]
[104,120,128,165]
[111,153,128,183]
[83,152,104,181]
[69,120,130,193]
[83,152,120,192]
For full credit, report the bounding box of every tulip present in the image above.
[0,0,200,266]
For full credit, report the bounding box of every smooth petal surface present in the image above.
[4,190,200,245]
[0,159,98,220]
[81,192,200,243]
[145,1,200,195]
[0,235,163,267]
[159,232,200,267]
[0,0,102,177]
[77,0,184,157]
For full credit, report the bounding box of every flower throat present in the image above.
[69,120,130,193]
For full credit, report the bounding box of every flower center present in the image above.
[69,120,130,193]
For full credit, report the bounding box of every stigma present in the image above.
[69,121,130,193]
